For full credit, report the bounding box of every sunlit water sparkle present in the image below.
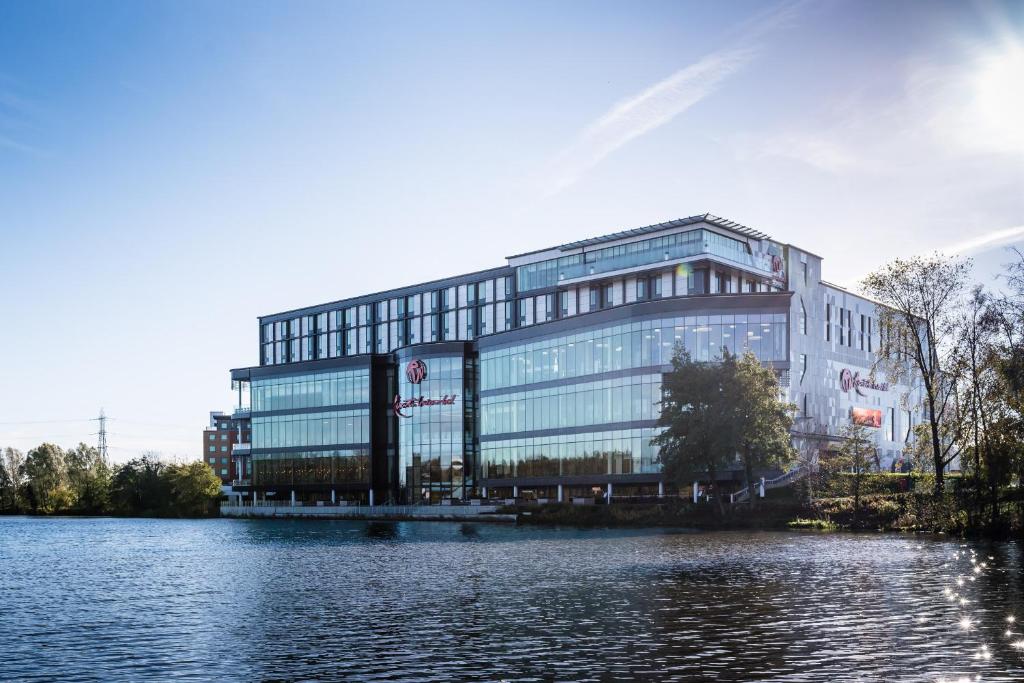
[0,517,1022,682]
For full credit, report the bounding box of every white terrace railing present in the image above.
[730,465,810,503]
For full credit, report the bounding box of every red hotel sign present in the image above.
[393,394,457,418]
[394,359,456,417]
[406,359,428,384]
[840,368,889,396]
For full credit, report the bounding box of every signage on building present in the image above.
[393,394,457,418]
[851,407,882,428]
[840,368,889,396]
[767,246,787,285]
[406,359,428,384]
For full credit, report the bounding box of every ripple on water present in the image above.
[0,518,1022,682]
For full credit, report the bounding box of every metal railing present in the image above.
[731,466,808,503]
[220,502,503,516]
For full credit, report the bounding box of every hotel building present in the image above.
[227,214,922,505]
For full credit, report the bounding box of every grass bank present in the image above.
[509,490,1024,538]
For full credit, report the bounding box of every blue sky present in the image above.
[1,0,1022,460]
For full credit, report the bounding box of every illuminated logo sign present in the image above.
[851,407,882,428]
[406,359,428,384]
[393,394,457,418]
[840,368,889,396]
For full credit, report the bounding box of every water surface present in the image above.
[1,517,1022,682]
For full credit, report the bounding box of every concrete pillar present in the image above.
[481,486,488,499]
[759,477,766,498]
[606,482,613,503]
[290,490,296,506]
[658,480,665,498]
[557,484,563,503]
[693,481,699,503]
[331,489,336,504]
[369,489,375,507]
[513,485,518,498]
[252,490,256,505]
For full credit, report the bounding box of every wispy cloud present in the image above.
[0,75,45,158]
[939,225,1024,257]
[0,133,43,156]
[539,1,805,196]
[542,48,753,196]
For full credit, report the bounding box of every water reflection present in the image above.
[0,518,1022,682]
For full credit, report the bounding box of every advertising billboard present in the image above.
[851,407,882,428]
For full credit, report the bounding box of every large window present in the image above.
[480,313,788,391]
[251,368,370,411]
[397,355,476,503]
[515,228,756,292]
[252,449,370,487]
[252,409,370,448]
[482,427,660,478]
[481,374,662,435]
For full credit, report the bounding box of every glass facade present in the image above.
[481,374,662,435]
[250,366,372,492]
[482,428,661,478]
[480,313,787,391]
[252,410,370,449]
[477,312,785,482]
[252,369,369,411]
[397,355,477,503]
[516,228,758,292]
[252,449,370,487]
[259,277,514,366]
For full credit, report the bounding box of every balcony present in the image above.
[233,442,251,455]
[231,406,251,420]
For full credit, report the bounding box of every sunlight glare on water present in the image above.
[0,517,1022,682]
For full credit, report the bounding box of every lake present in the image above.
[0,517,1022,682]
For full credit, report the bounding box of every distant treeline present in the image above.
[0,443,222,517]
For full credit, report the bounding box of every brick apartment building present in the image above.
[202,411,252,484]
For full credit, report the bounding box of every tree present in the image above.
[861,253,971,495]
[165,461,223,517]
[834,421,877,528]
[726,351,797,509]
[979,417,1023,532]
[109,454,168,516]
[64,443,110,514]
[23,443,74,513]
[0,447,25,512]
[653,347,736,516]
[948,287,998,525]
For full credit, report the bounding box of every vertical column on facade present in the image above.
[369,489,375,507]
[512,485,518,498]
[693,481,699,503]
[481,486,488,499]
[606,482,613,504]
[658,481,665,498]
[557,484,563,503]
[759,477,766,498]
[331,489,336,504]
[290,490,296,507]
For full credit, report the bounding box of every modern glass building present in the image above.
[229,214,922,505]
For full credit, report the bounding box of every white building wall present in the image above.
[787,246,923,469]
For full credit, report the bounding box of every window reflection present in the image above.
[480,313,787,391]
[482,428,660,478]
